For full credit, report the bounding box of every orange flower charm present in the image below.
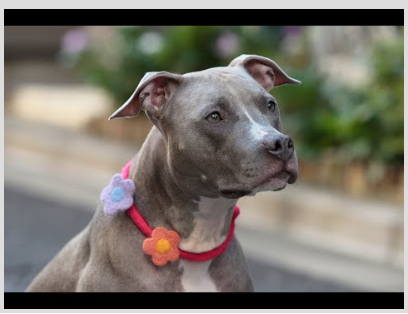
[143,227,181,266]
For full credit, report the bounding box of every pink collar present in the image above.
[121,160,240,265]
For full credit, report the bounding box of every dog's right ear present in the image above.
[229,54,300,91]
[109,72,183,120]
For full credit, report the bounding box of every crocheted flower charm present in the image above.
[143,227,181,266]
[100,174,135,216]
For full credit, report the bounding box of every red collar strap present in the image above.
[121,160,240,266]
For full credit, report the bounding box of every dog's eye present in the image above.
[267,100,276,112]
[206,112,222,122]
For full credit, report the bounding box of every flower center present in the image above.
[110,187,125,202]
[156,238,171,254]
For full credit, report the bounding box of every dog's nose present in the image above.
[263,134,294,161]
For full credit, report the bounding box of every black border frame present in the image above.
[4,292,405,309]
[4,8,404,311]
[4,9,404,26]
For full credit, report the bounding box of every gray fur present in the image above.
[26,55,299,292]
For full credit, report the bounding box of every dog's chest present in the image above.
[179,260,217,292]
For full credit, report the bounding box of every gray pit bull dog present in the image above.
[26,54,300,292]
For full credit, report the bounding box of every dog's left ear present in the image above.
[109,71,183,120]
[229,54,301,92]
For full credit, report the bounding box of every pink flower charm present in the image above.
[100,174,135,216]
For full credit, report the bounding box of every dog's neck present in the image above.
[130,128,237,253]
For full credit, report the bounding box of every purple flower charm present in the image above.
[100,174,135,216]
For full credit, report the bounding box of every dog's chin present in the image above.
[218,172,294,199]
[258,179,287,193]
[251,170,296,194]
[217,165,298,199]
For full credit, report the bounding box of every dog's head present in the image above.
[110,54,300,199]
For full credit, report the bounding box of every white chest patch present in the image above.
[179,197,234,253]
[179,260,217,292]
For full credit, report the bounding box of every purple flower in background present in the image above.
[61,29,89,54]
[282,26,303,38]
[100,174,135,216]
[216,31,239,58]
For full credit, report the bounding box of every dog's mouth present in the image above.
[217,159,298,199]
[218,171,294,199]
[257,164,298,187]
[219,189,252,199]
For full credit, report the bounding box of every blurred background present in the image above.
[4,26,404,292]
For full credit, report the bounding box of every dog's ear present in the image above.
[109,72,183,120]
[229,54,300,92]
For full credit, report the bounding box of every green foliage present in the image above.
[276,34,404,168]
[63,26,283,105]
[62,26,403,168]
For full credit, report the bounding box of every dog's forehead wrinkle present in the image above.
[177,68,264,120]
[175,79,223,115]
